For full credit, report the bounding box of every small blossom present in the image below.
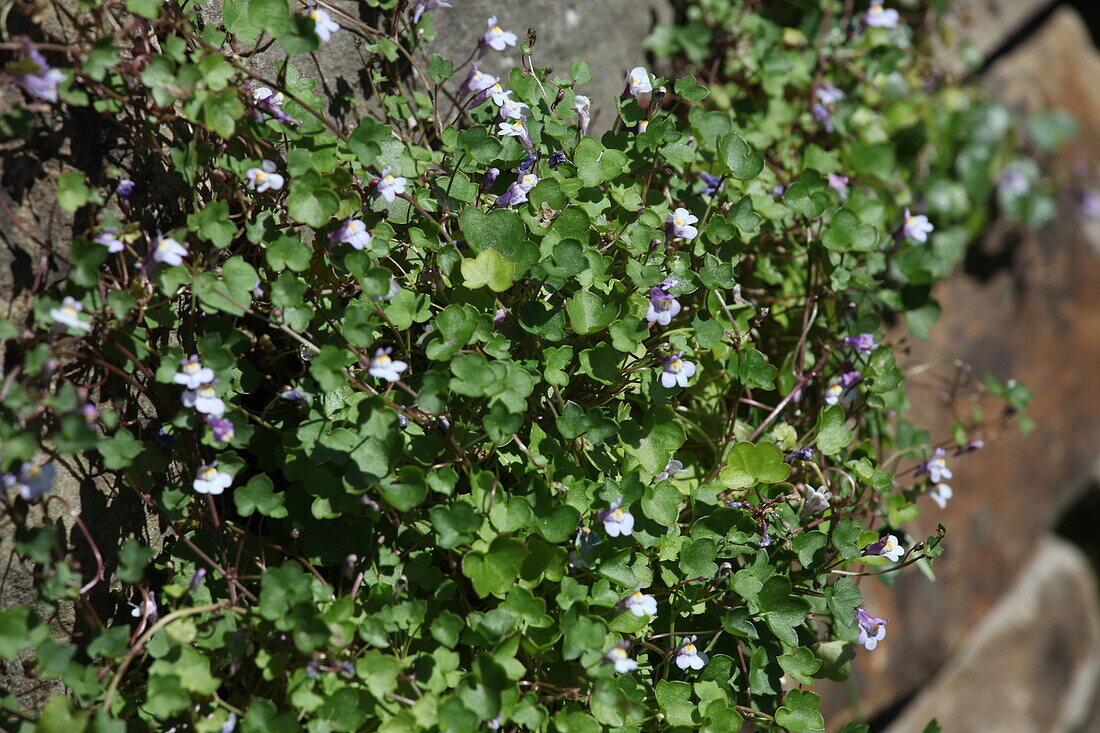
[757,525,772,547]
[604,642,638,674]
[646,286,681,326]
[183,383,226,417]
[308,6,340,42]
[1080,191,1100,219]
[247,160,285,192]
[486,714,502,731]
[598,498,634,537]
[279,387,312,404]
[864,1,900,28]
[130,591,158,620]
[656,458,685,482]
[625,66,652,96]
[660,276,679,291]
[620,590,658,617]
[636,120,649,134]
[95,229,125,253]
[189,568,207,592]
[902,207,933,242]
[206,415,236,445]
[864,534,904,562]
[493,308,508,326]
[480,167,501,192]
[458,65,498,96]
[410,0,452,25]
[843,333,877,355]
[816,83,845,106]
[917,447,953,484]
[492,88,529,120]
[573,95,591,136]
[998,165,1030,197]
[812,102,834,133]
[494,173,539,208]
[482,16,517,51]
[151,234,188,266]
[80,401,99,425]
[193,462,231,495]
[699,172,723,197]
[784,447,816,462]
[957,438,985,455]
[116,179,135,201]
[173,355,215,389]
[250,86,296,125]
[50,296,91,332]
[771,184,787,198]
[548,151,572,169]
[329,217,372,250]
[674,636,708,670]
[827,173,849,200]
[368,347,408,383]
[497,120,533,147]
[666,207,699,240]
[927,481,953,509]
[824,368,861,406]
[376,167,407,203]
[2,458,56,501]
[518,152,537,173]
[11,38,65,103]
[660,353,697,389]
[221,711,238,733]
[855,607,889,650]
[802,485,832,516]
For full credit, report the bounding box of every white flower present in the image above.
[483,16,517,51]
[246,160,285,192]
[182,383,226,417]
[251,86,284,106]
[655,458,684,482]
[173,355,215,389]
[376,168,407,203]
[573,94,591,135]
[3,458,56,501]
[130,591,158,619]
[855,607,888,650]
[331,218,372,250]
[604,644,638,674]
[815,84,845,106]
[621,590,658,617]
[626,66,652,96]
[50,296,91,332]
[599,498,634,537]
[495,91,529,120]
[637,120,649,133]
[497,120,526,138]
[193,463,232,495]
[666,207,699,240]
[660,353,697,389]
[152,234,188,266]
[928,481,953,509]
[368,347,408,383]
[674,636,708,670]
[802,485,832,516]
[879,534,904,562]
[95,230,125,253]
[865,1,900,29]
[902,208,934,243]
[309,7,340,42]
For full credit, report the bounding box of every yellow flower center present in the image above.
[201,467,217,480]
[384,174,395,184]
[610,648,626,659]
[672,359,683,371]
[684,644,696,654]
[492,25,502,33]
[26,464,41,477]
[376,354,392,367]
[198,386,215,397]
[906,214,916,224]
[310,10,320,19]
[62,306,78,317]
[673,217,684,226]
[184,362,199,373]
[612,508,624,519]
[254,171,267,182]
[157,239,170,249]
[523,175,537,186]
[632,592,644,601]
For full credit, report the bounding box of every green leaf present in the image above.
[718,442,790,489]
[674,74,710,103]
[822,209,878,252]
[574,137,629,187]
[427,305,478,361]
[57,172,94,212]
[462,537,529,598]
[565,291,618,335]
[460,248,516,292]
[655,681,696,727]
[428,54,454,84]
[235,475,288,518]
[816,406,852,456]
[430,502,483,549]
[97,429,143,470]
[718,133,764,180]
[288,172,339,228]
[779,647,822,685]
[117,539,154,584]
[775,689,825,731]
[619,407,686,474]
[642,482,681,527]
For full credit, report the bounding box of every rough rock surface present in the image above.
[821,6,1100,726]
[884,536,1100,733]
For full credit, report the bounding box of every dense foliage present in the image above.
[1,0,1042,730]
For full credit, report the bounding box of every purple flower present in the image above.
[620,590,658,617]
[660,353,696,389]
[376,168,407,203]
[666,207,699,240]
[784,447,815,462]
[250,86,297,126]
[1080,191,1100,219]
[116,179,135,201]
[771,184,787,198]
[410,0,452,25]
[11,38,64,103]
[151,234,188,266]
[626,66,653,96]
[308,6,340,42]
[998,165,1030,197]
[497,120,533,148]
[80,401,99,424]
[802,485,832,516]
[368,347,408,383]
[95,229,125,253]
[458,65,498,96]
[674,636,708,670]
[863,534,903,562]
[855,607,888,650]
[50,296,91,332]
[493,308,507,326]
[193,462,232,495]
[574,95,591,136]
[598,498,634,537]
[927,481,953,509]
[130,591,158,621]
[655,458,684,482]
[864,1,900,28]
[173,355,215,389]
[548,151,572,169]
[329,217,372,250]
[604,642,638,673]
[757,525,772,547]
[816,84,845,106]
[917,447,953,484]
[517,151,537,173]
[492,88,529,120]
[2,458,56,501]
[957,438,985,455]
[699,172,723,197]
[480,167,501,192]
[843,333,876,355]
[279,387,311,404]
[812,102,834,133]
[827,173,849,201]
[183,383,226,417]
[902,208,934,242]
[494,172,539,208]
[824,368,861,406]
[247,160,285,192]
[205,415,236,445]
[646,286,681,326]
[482,16,517,51]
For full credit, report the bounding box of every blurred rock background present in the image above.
[4,0,1100,729]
